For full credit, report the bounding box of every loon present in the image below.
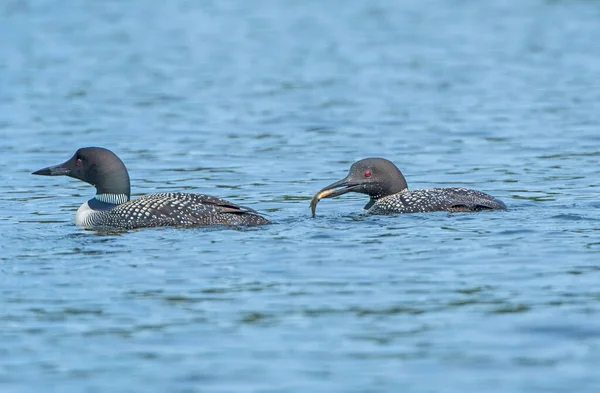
[32,147,271,229]
[310,158,506,217]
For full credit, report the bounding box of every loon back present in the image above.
[76,193,270,229]
[367,188,507,215]
[33,147,271,229]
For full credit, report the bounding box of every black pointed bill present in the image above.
[310,177,360,218]
[32,163,71,176]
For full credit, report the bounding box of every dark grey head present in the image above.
[314,158,408,208]
[32,147,131,199]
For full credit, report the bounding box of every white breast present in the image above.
[75,201,95,228]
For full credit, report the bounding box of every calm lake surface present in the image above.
[2,0,600,392]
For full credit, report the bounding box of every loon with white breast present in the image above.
[310,158,506,217]
[33,147,271,229]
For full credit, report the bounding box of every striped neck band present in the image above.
[95,193,128,205]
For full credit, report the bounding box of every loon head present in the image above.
[311,158,408,210]
[33,147,131,200]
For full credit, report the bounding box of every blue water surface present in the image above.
[2,0,600,392]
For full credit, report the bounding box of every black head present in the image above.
[32,147,131,199]
[313,158,408,206]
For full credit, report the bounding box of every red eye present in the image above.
[76,159,82,166]
[364,171,371,178]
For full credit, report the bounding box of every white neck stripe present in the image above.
[95,193,128,205]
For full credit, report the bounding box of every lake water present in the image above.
[2,0,600,392]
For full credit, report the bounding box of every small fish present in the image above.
[310,189,336,218]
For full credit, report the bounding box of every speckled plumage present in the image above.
[367,188,506,215]
[33,147,271,229]
[78,193,270,229]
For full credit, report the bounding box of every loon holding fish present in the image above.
[310,158,506,217]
